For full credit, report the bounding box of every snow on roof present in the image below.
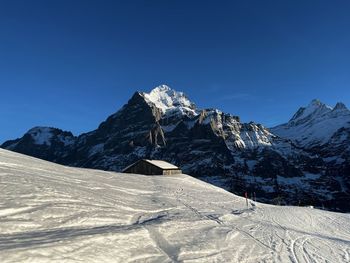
[144,159,179,169]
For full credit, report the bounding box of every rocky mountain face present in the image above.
[2,127,76,163]
[2,85,349,212]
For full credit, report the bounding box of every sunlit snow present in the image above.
[0,149,349,262]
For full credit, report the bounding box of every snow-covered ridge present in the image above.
[198,109,275,149]
[27,126,75,146]
[272,99,350,147]
[1,148,349,262]
[290,99,349,124]
[289,99,333,123]
[142,86,277,150]
[27,127,55,146]
[142,84,198,116]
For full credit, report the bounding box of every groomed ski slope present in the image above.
[0,149,349,263]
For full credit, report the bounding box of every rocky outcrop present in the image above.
[2,127,76,163]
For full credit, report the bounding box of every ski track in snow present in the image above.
[0,149,349,262]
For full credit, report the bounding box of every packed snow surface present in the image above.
[1,149,350,263]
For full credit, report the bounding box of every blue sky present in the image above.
[1,0,350,143]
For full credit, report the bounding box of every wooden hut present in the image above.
[122,159,182,175]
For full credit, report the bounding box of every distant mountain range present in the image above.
[2,85,349,212]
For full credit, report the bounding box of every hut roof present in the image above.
[143,159,179,169]
[122,159,179,172]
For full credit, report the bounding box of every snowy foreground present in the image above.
[0,149,349,263]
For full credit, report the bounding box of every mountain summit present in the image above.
[289,99,333,124]
[142,85,197,116]
[272,99,350,147]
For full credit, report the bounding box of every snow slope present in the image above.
[0,149,349,263]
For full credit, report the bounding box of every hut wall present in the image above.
[162,169,182,175]
[125,160,163,175]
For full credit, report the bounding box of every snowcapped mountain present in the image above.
[271,99,350,169]
[143,84,198,117]
[2,86,349,212]
[1,148,350,262]
[1,127,76,163]
[271,99,350,148]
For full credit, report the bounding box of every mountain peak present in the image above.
[27,127,57,146]
[143,85,197,116]
[289,99,332,122]
[151,84,172,93]
[305,99,332,112]
[333,102,348,111]
[308,99,323,107]
[272,98,350,149]
[27,126,56,134]
[26,126,75,146]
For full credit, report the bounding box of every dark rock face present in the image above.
[65,92,166,171]
[2,127,76,163]
[2,86,349,212]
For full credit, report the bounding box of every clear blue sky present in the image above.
[1,0,350,143]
